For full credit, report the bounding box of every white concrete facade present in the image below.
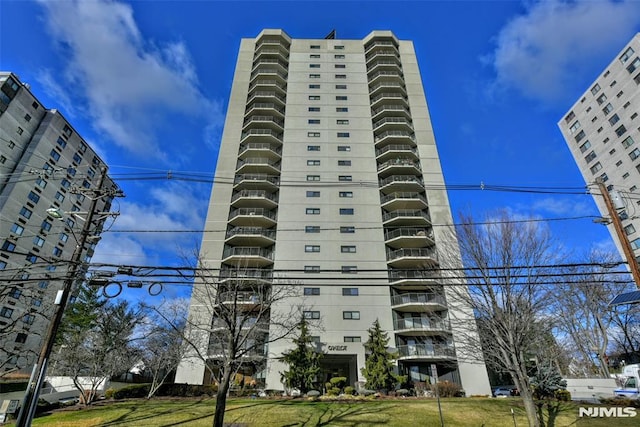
[175,30,491,396]
[558,33,640,261]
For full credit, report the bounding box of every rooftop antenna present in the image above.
[325,29,336,39]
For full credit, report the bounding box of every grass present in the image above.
[4,397,638,426]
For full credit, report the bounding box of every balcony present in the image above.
[364,41,399,55]
[228,207,277,227]
[370,92,408,109]
[368,70,404,86]
[246,90,286,107]
[369,81,406,97]
[377,158,421,178]
[382,209,431,228]
[217,291,265,307]
[249,68,287,84]
[222,246,274,267]
[367,59,402,75]
[225,226,276,246]
[388,269,440,288]
[245,102,285,118]
[251,58,288,73]
[391,293,447,312]
[242,116,284,134]
[378,175,424,193]
[384,227,434,249]
[253,46,289,63]
[230,190,278,210]
[238,142,282,162]
[372,105,411,121]
[387,248,438,268]
[211,318,270,332]
[374,130,415,148]
[248,79,287,95]
[233,174,279,191]
[236,157,281,175]
[380,192,427,211]
[240,129,283,146]
[396,344,456,360]
[219,267,273,284]
[209,346,267,360]
[373,117,413,134]
[394,317,451,334]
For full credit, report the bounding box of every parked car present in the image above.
[493,386,518,397]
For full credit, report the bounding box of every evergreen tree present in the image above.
[361,319,402,391]
[280,316,322,394]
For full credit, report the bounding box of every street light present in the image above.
[15,167,119,427]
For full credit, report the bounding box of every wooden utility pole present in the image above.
[596,178,640,289]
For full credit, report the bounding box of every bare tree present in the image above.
[172,258,300,427]
[552,250,629,378]
[610,303,640,364]
[445,210,561,427]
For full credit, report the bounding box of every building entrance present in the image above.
[319,354,358,389]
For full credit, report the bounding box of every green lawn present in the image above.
[5,397,637,426]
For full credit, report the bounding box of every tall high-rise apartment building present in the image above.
[0,72,117,373]
[558,33,640,261]
[176,30,490,395]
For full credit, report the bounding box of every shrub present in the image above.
[600,397,640,408]
[327,387,340,396]
[343,386,354,395]
[554,389,571,402]
[325,382,332,392]
[104,388,116,399]
[330,377,347,390]
[433,381,462,398]
[157,383,216,397]
[113,384,150,399]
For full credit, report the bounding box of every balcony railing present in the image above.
[245,102,285,115]
[384,227,431,241]
[373,116,413,129]
[249,69,288,81]
[229,207,277,221]
[391,293,446,306]
[219,268,274,281]
[370,92,408,104]
[375,130,415,142]
[369,82,406,94]
[239,143,282,156]
[236,157,281,171]
[369,70,404,81]
[394,317,450,331]
[379,175,424,187]
[248,80,287,92]
[396,344,456,358]
[218,291,265,304]
[240,128,283,141]
[372,105,411,117]
[387,248,438,262]
[222,246,274,260]
[246,90,286,103]
[382,210,430,223]
[243,115,285,127]
[231,190,278,204]
[377,159,420,172]
[380,192,426,205]
[252,58,289,69]
[388,269,439,282]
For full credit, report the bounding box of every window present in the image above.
[308,119,320,124]
[50,150,60,161]
[616,125,627,137]
[584,151,597,163]
[17,127,23,135]
[32,101,39,109]
[310,44,320,49]
[623,136,635,148]
[24,113,31,122]
[564,111,575,123]
[41,220,52,232]
[609,114,620,126]
[342,311,360,320]
[590,83,601,95]
[304,287,320,296]
[344,336,361,342]
[2,241,16,252]
[340,226,355,233]
[0,307,14,318]
[339,191,353,198]
[309,64,320,68]
[610,149,616,155]
[73,153,82,164]
[306,175,320,181]
[630,148,640,160]
[305,226,320,233]
[9,288,21,299]
[309,84,320,89]
[308,107,320,112]
[341,266,357,273]
[335,64,346,69]
[335,84,347,89]
[27,191,40,203]
[610,80,617,87]
[337,145,351,151]
[59,233,69,243]
[23,314,35,325]
[307,159,320,165]
[597,127,603,133]
[61,179,71,189]
[603,137,610,144]
[338,176,352,182]
[334,45,344,50]
[55,191,65,202]
[341,245,356,253]
[303,311,320,319]
[304,265,320,273]
[340,208,354,215]
[336,96,348,101]
[35,178,47,189]
[309,74,320,79]
[309,54,320,58]
[11,224,24,235]
[66,217,75,228]
[574,130,586,142]
[579,141,591,153]
[627,57,640,73]
[616,160,623,166]
[335,74,347,79]
[623,172,630,179]
[82,180,91,189]
[52,247,63,257]
[306,208,320,214]
[631,238,640,250]
[633,113,639,120]
[309,95,320,100]
[337,132,350,138]
[306,191,320,197]
[32,298,41,307]
[603,103,614,115]
[338,160,351,166]
[33,236,45,247]
[596,94,607,105]
[342,288,359,296]
[15,333,27,344]
[590,162,602,174]
[308,132,320,137]
[620,47,635,63]
[337,119,349,125]
[57,137,67,148]
[335,54,345,59]
[19,207,32,219]
[62,124,72,137]
[8,140,15,149]
[336,108,349,113]
[307,145,320,151]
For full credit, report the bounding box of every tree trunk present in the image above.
[513,374,540,427]
[213,364,233,427]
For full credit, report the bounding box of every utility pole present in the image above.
[596,178,640,289]
[16,167,113,426]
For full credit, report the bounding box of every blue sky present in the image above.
[2,0,640,302]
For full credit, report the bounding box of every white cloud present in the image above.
[487,0,640,104]
[35,0,223,158]
[531,197,593,216]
